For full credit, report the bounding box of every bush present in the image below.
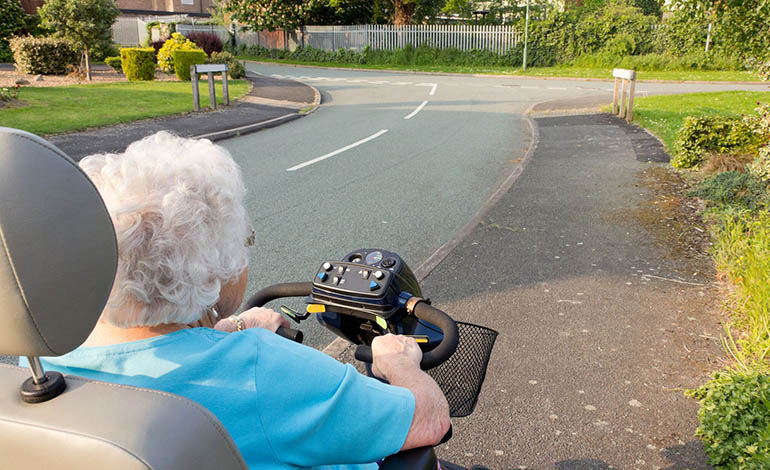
[208,51,245,79]
[120,47,155,81]
[104,55,122,72]
[9,36,78,74]
[173,49,206,81]
[687,369,770,470]
[688,171,768,209]
[747,147,770,183]
[672,116,761,169]
[184,31,223,56]
[157,32,200,74]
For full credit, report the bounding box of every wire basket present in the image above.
[427,322,498,418]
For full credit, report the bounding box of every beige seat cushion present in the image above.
[0,364,247,470]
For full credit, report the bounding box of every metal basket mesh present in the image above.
[427,322,498,418]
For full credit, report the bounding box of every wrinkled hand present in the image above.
[214,307,289,333]
[371,334,423,382]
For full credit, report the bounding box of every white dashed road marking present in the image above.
[404,101,429,120]
[286,129,389,172]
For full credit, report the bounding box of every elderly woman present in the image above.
[34,132,450,469]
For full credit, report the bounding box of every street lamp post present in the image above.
[522,0,530,70]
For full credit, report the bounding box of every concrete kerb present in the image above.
[192,73,322,142]
[320,100,546,357]
[242,60,767,85]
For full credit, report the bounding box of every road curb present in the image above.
[242,60,767,85]
[192,72,324,142]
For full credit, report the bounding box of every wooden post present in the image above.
[222,65,229,106]
[612,77,620,115]
[626,78,636,122]
[191,66,200,112]
[619,78,628,118]
[207,71,216,109]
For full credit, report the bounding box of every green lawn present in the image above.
[0,80,250,136]
[630,91,770,151]
[239,56,760,82]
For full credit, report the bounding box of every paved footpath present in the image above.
[48,72,318,161]
[422,106,725,469]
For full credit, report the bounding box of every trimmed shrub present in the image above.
[9,36,78,74]
[184,31,223,56]
[208,51,245,79]
[687,369,770,470]
[157,32,200,73]
[120,47,155,81]
[173,49,206,81]
[672,116,761,169]
[105,56,122,72]
[688,171,768,209]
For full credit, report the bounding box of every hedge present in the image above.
[173,49,206,81]
[208,51,245,79]
[120,47,155,81]
[9,36,79,75]
[105,56,122,72]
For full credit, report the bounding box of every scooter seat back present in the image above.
[0,127,246,470]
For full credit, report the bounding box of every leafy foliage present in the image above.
[39,0,119,80]
[225,0,307,31]
[208,51,246,79]
[105,56,122,72]
[665,0,770,60]
[173,49,207,81]
[184,32,223,56]
[120,47,155,81]
[157,33,200,74]
[672,116,761,168]
[687,369,770,470]
[1,0,26,62]
[9,36,79,74]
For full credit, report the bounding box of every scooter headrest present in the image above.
[0,127,117,356]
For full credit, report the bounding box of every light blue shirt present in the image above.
[30,328,415,470]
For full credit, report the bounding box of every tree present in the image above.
[225,0,307,31]
[0,0,26,62]
[39,0,119,81]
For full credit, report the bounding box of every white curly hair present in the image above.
[79,132,249,327]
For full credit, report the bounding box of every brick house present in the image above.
[19,0,214,18]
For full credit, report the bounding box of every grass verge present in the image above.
[630,91,770,152]
[238,55,760,82]
[0,80,250,136]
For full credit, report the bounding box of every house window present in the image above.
[181,0,193,4]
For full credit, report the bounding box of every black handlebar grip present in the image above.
[276,327,304,343]
[245,282,313,309]
[354,302,459,370]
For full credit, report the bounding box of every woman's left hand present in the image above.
[215,307,289,333]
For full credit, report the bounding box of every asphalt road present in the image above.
[225,63,767,349]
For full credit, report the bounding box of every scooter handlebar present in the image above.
[354,301,459,370]
[246,282,312,344]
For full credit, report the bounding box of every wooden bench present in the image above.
[612,68,636,122]
[191,63,230,112]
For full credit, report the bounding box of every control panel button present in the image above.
[369,281,380,291]
[333,276,341,285]
[361,270,370,279]
[323,262,332,271]
[381,258,396,268]
[317,272,328,282]
[374,270,384,280]
[337,266,345,275]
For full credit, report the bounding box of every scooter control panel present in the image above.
[313,261,392,298]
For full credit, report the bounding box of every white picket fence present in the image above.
[302,25,523,53]
[112,21,524,54]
